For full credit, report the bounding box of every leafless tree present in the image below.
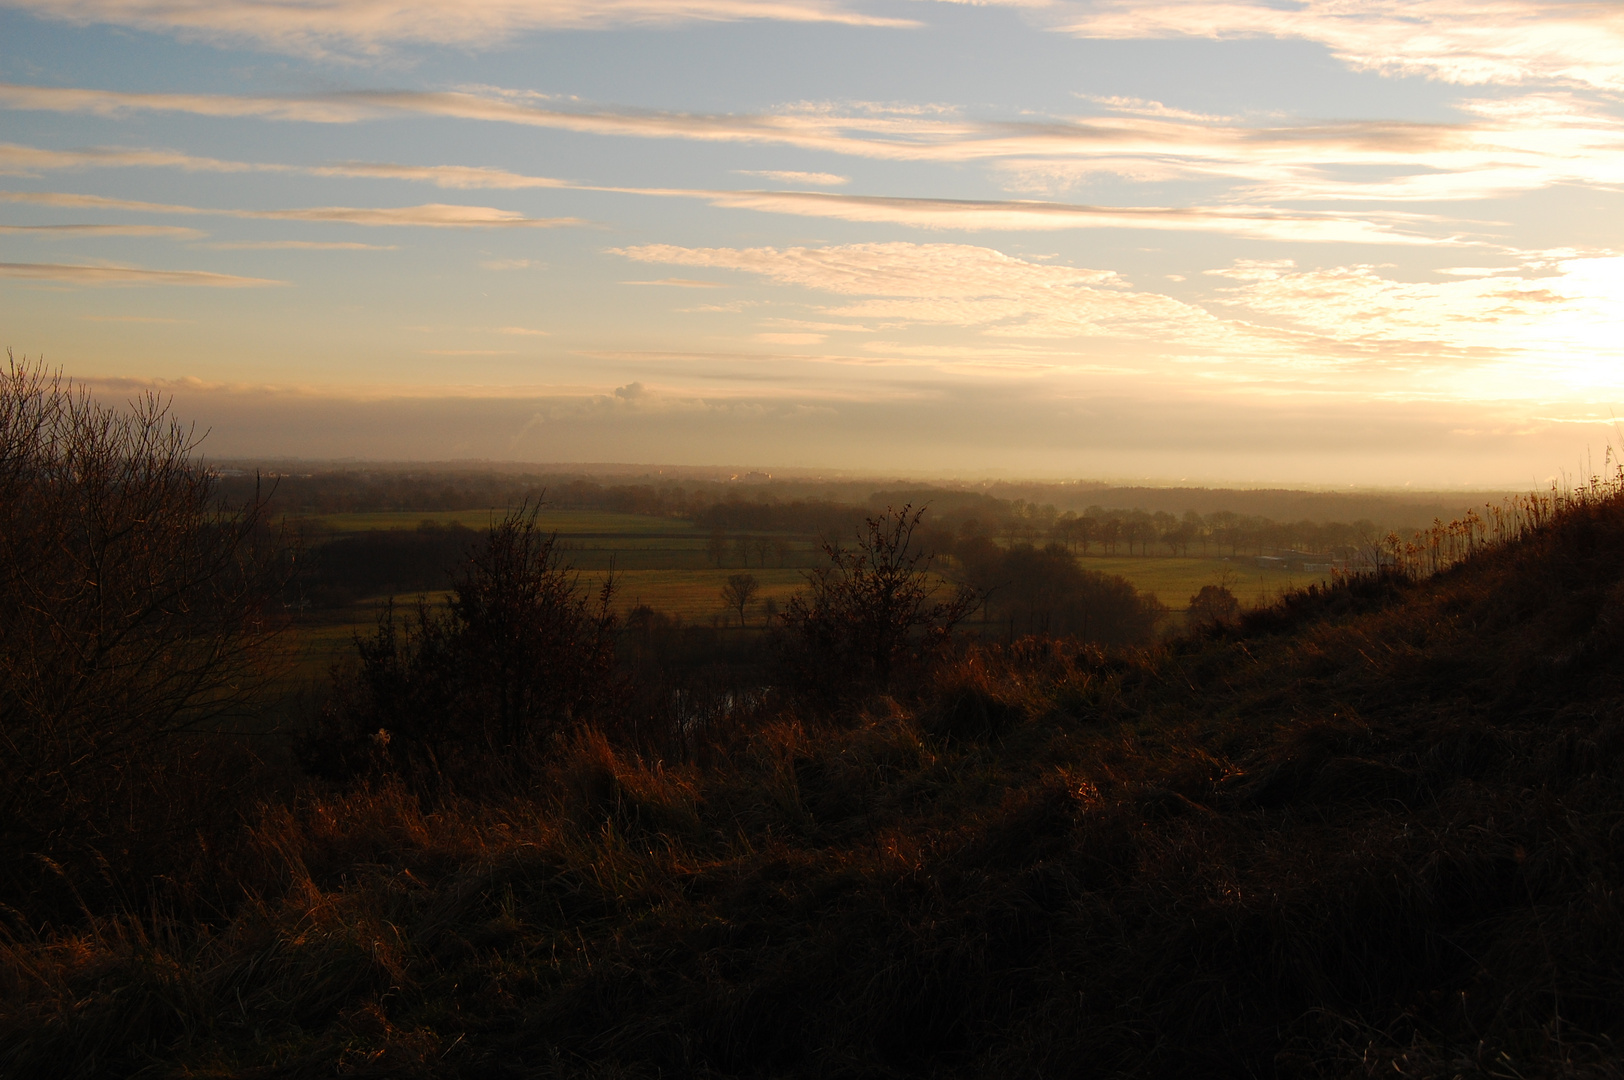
[0,353,287,904]
[778,505,976,695]
[721,572,760,627]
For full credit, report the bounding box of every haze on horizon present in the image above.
[2,0,1622,488]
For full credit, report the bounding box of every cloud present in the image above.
[617,240,1239,345]
[201,240,398,249]
[0,0,915,56]
[480,257,537,269]
[621,277,727,287]
[754,332,827,344]
[0,261,283,286]
[624,188,1444,242]
[0,189,584,228]
[7,86,1623,212]
[0,223,204,237]
[497,326,551,335]
[1057,1,1624,92]
[0,141,576,190]
[256,203,580,227]
[734,169,849,185]
[309,161,572,189]
[615,240,1624,399]
[1209,254,1624,367]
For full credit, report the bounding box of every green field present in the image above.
[282,512,1338,679]
[1078,556,1333,612]
[295,508,695,536]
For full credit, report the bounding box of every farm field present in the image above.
[1076,555,1333,611]
[281,512,1340,683]
[295,508,693,536]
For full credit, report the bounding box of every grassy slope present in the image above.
[7,501,1623,1078]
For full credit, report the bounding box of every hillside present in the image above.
[4,490,1624,1078]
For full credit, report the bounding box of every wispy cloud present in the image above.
[257,203,580,227]
[10,85,1620,211]
[615,240,1624,397]
[0,260,283,286]
[0,223,204,237]
[201,240,398,250]
[0,0,916,56]
[1057,1,1624,92]
[1209,253,1624,363]
[628,188,1445,243]
[617,241,1238,345]
[622,277,727,287]
[310,161,573,189]
[0,141,575,190]
[733,169,849,185]
[0,189,583,228]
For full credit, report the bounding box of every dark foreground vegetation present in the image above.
[4,358,1624,1078]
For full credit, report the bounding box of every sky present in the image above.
[2,0,1622,486]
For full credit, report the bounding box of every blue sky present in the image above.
[3,0,1622,485]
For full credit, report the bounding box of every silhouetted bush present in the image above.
[956,539,1165,645]
[777,504,977,699]
[305,504,617,794]
[1186,582,1241,630]
[0,353,286,919]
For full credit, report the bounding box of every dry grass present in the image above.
[6,480,1624,1078]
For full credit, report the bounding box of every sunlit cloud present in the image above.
[310,161,572,189]
[0,0,916,57]
[0,189,584,228]
[1058,1,1624,92]
[734,169,849,185]
[200,240,399,249]
[0,260,283,286]
[0,223,204,237]
[10,86,1621,213]
[1209,253,1624,371]
[617,241,1242,345]
[754,331,827,344]
[257,203,580,227]
[497,326,551,336]
[616,240,1624,399]
[636,188,1444,242]
[622,277,727,287]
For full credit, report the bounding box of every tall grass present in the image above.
[1374,455,1624,579]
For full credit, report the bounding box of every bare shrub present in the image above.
[777,504,976,698]
[307,503,618,795]
[1187,583,1241,631]
[720,572,760,627]
[0,352,286,916]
